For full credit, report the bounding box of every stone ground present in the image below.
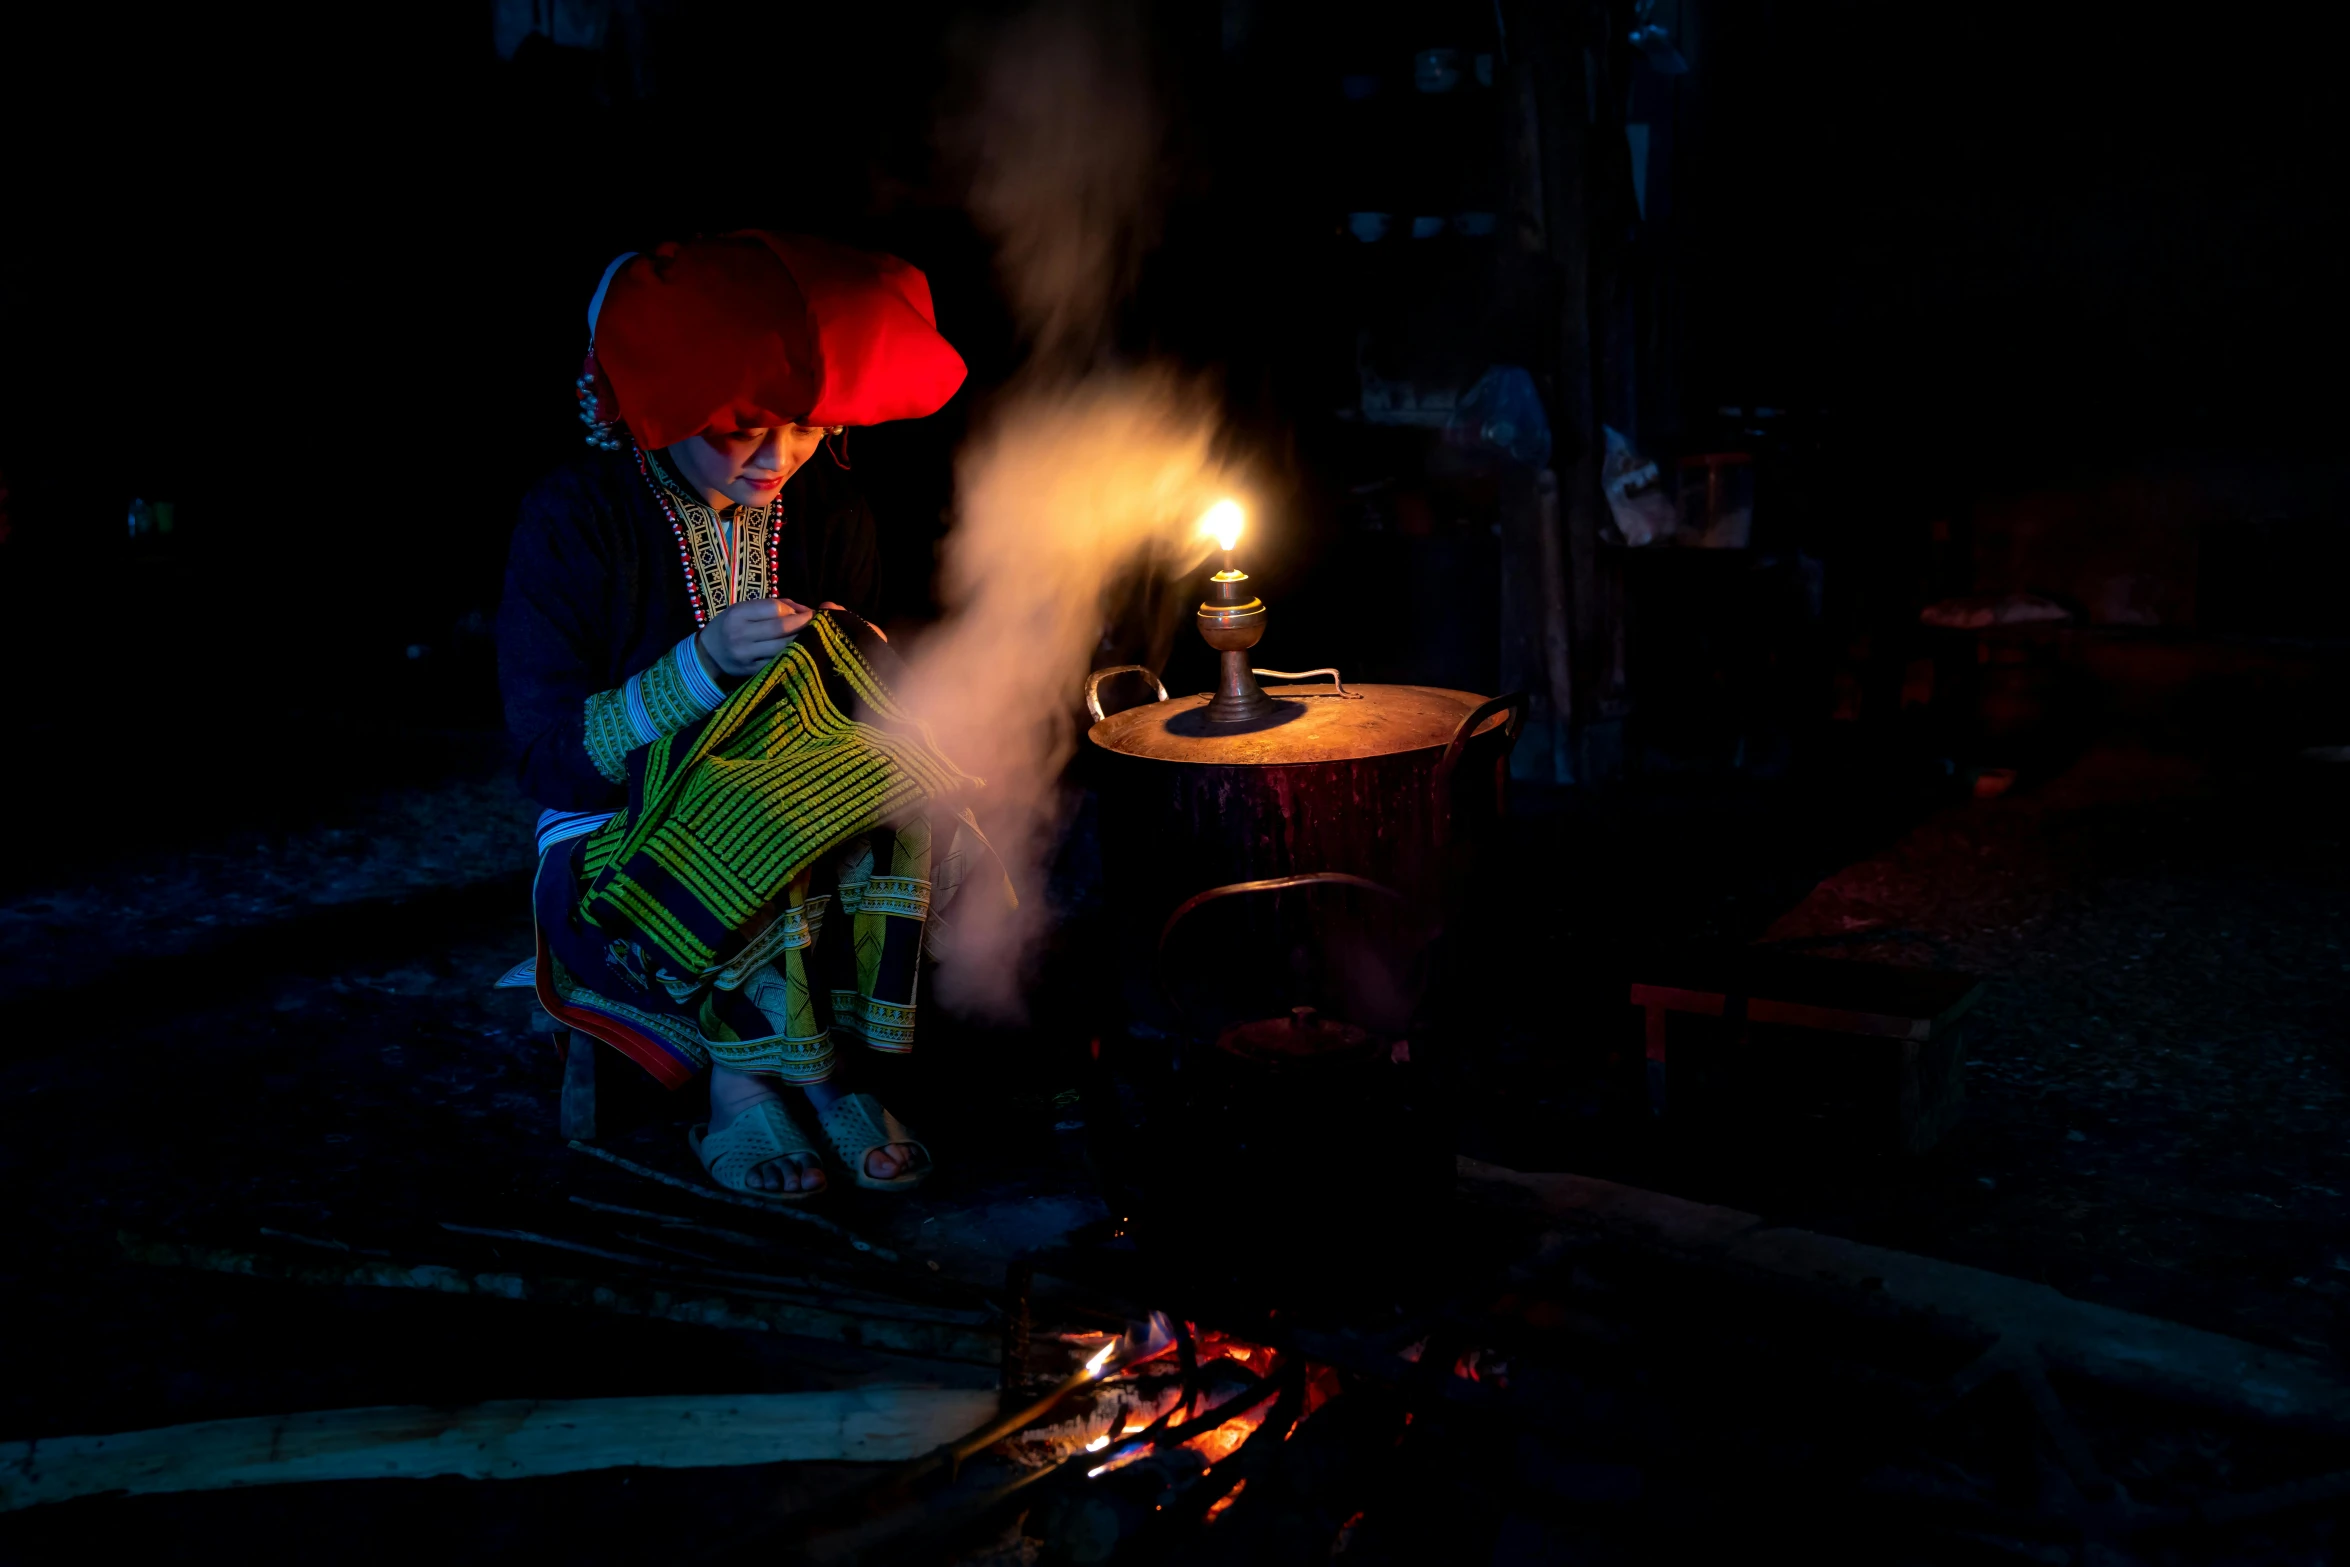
[0,700,2344,1559]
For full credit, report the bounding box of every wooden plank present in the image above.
[0,1388,1002,1511]
[1630,959,1988,1042]
[1635,951,1985,1025]
[1458,1159,2350,1432]
[117,1235,1001,1366]
[1630,984,1936,1042]
[1628,983,1726,1018]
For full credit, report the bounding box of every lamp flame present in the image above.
[1199,499,1244,553]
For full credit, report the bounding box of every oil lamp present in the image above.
[1195,500,1278,725]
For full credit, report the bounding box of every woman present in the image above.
[499,230,991,1201]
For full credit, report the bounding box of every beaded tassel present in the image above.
[635,444,710,627]
[576,369,626,452]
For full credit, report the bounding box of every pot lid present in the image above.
[1215,1005,1383,1066]
[1089,682,1505,766]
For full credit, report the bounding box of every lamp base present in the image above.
[1202,649,1279,725]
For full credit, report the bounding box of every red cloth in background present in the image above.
[594,232,966,447]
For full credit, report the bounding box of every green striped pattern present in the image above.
[577,615,974,979]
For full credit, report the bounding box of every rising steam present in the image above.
[910,0,1228,1018]
[907,376,1231,1017]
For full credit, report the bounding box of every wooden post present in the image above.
[1499,59,1574,783]
[1503,0,1633,782]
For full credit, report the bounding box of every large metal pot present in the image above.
[1083,671,1527,929]
[1081,871,1454,1302]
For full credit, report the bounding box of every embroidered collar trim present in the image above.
[635,446,783,626]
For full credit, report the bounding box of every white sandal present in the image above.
[688,1100,826,1203]
[816,1094,933,1192]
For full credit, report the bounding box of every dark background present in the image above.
[2,0,2345,870]
[3,12,2349,1553]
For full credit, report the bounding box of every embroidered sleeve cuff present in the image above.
[672,633,728,710]
[582,687,640,784]
[580,635,741,786]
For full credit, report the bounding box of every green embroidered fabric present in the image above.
[577,613,976,981]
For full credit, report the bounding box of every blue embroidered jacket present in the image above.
[496,447,880,811]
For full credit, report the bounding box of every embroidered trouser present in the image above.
[717,817,938,1079]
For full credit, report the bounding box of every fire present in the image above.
[1080,1327,1344,1484]
[1205,1479,1248,1523]
[1197,1327,1279,1379]
[1184,1391,1280,1464]
[1199,498,1244,552]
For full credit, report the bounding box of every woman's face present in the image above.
[668,424,830,508]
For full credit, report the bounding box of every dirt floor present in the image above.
[1469,742,2350,1370]
[0,707,2343,1559]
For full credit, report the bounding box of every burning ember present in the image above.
[1080,1324,1340,1481]
[1181,1390,1281,1465]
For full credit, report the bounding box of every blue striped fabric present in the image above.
[537,808,616,858]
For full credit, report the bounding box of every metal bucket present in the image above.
[1083,872,1453,1301]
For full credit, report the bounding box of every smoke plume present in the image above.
[909,1,1229,1018]
[948,0,1167,373]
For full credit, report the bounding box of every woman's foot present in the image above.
[708,1067,826,1194]
[804,1076,920,1182]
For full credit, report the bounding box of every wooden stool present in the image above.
[1630,950,1985,1154]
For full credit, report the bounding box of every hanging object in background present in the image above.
[1676,452,1754,549]
[493,0,611,59]
[126,498,175,542]
[1441,367,1552,469]
[1413,48,1464,93]
[1601,427,1676,546]
[1627,0,1690,73]
[1409,216,1449,240]
[1346,212,1393,243]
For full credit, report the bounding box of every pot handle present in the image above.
[1085,664,1169,723]
[1252,667,1359,698]
[1155,872,1410,1021]
[1431,690,1530,842]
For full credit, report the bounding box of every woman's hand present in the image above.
[696,598,817,680]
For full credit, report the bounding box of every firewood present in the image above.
[567,1140,903,1262]
[0,1388,1002,1512]
[434,1224,983,1324]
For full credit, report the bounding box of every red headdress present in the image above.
[581,232,967,449]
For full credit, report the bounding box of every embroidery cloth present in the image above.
[534,610,1006,1082]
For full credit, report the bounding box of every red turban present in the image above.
[590,232,967,448]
